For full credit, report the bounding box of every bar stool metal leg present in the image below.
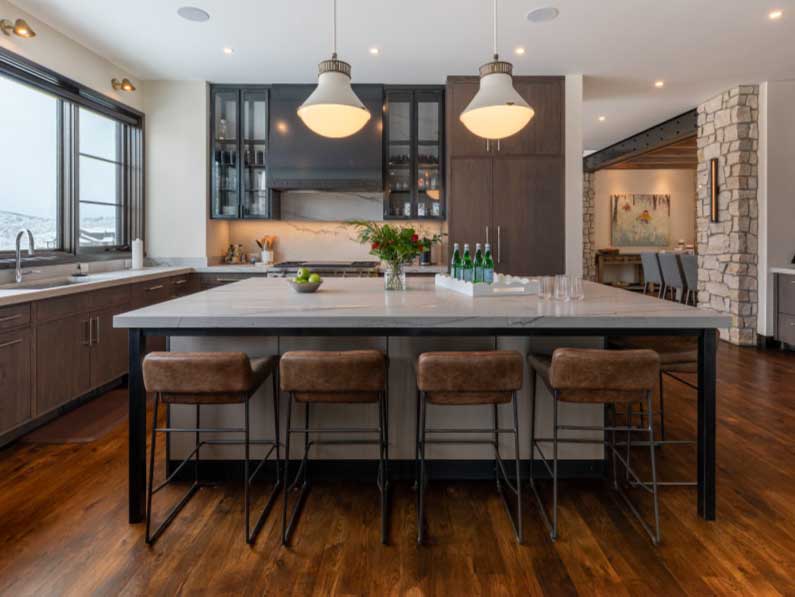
[416,391,427,545]
[282,393,310,546]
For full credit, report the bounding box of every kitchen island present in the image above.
[114,277,729,525]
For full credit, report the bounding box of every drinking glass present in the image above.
[554,275,570,302]
[540,276,554,300]
[568,275,584,301]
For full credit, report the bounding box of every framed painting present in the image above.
[610,194,671,247]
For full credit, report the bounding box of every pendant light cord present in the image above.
[492,0,498,60]
[331,0,338,59]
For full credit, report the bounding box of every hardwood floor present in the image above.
[1,343,794,595]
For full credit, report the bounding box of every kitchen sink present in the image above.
[0,277,91,290]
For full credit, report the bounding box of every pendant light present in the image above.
[297,0,370,138]
[460,0,534,140]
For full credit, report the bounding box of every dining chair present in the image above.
[658,253,686,302]
[640,253,664,297]
[679,254,698,306]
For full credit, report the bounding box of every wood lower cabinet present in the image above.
[0,328,33,434]
[35,314,92,415]
[89,303,131,388]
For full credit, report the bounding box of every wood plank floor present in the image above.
[1,343,794,596]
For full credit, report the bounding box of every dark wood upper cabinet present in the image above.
[446,78,491,158]
[448,157,493,249]
[497,78,564,156]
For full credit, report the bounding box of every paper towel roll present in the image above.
[131,238,144,270]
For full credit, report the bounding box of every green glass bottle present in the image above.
[483,243,495,284]
[474,243,484,283]
[451,243,462,279]
[462,244,474,282]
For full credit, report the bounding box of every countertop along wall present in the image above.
[593,169,697,252]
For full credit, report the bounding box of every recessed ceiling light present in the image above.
[369,46,380,55]
[654,80,665,88]
[526,7,559,23]
[514,46,526,55]
[598,115,606,122]
[223,47,234,55]
[177,6,210,22]
[769,9,783,20]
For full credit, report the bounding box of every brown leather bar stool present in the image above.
[142,352,280,545]
[279,350,388,545]
[527,348,662,544]
[607,336,698,487]
[415,351,524,545]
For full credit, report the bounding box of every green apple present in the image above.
[294,276,307,284]
[308,273,321,284]
[297,267,311,280]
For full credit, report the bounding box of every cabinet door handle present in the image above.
[146,284,165,292]
[486,139,490,152]
[497,226,502,264]
[497,139,501,152]
[485,226,489,245]
[0,338,22,350]
[0,314,21,324]
[94,316,100,345]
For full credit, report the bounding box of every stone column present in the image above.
[582,172,596,281]
[696,85,759,345]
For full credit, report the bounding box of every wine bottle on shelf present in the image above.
[474,243,484,283]
[462,244,474,282]
[483,244,495,284]
[451,243,462,279]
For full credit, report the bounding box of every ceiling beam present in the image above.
[583,109,697,172]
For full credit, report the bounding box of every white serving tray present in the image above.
[434,273,539,297]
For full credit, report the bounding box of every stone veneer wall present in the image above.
[582,172,596,281]
[696,85,759,345]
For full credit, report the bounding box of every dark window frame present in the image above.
[0,47,144,267]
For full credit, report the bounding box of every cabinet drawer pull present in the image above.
[174,279,188,285]
[0,314,22,324]
[0,338,22,350]
[146,284,165,292]
[216,278,238,283]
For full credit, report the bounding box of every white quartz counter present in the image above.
[115,277,729,330]
[0,267,192,308]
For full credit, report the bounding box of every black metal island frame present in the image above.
[115,277,729,525]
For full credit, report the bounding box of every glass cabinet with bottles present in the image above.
[210,85,277,219]
[383,87,444,220]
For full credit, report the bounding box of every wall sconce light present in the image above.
[709,158,719,223]
[112,78,136,92]
[0,18,36,38]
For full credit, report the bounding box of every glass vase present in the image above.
[384,262,407,291]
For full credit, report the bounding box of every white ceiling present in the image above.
[11,0,795,150]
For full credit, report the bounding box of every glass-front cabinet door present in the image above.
[415,90,443,219]
[384,91,413,219]
[211,88,240,218]
[383,87,444,220]
[241,89,270,218]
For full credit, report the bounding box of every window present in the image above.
[0,47,143,262]
[78,108,124,248]
[0,76,60,251]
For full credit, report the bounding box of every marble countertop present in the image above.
[0,267,192,308]
[114,277,729,330]
[771,267,795,275]
[193,264,447,274]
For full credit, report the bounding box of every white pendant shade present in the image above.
[298,67,370,138]
[460,69,534,140]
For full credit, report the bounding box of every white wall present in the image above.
[565,75,584,276]
[593,169,697,251]
[758,80,795,336]
[143,80,228,262]
[0,0,141,111]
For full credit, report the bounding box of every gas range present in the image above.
[266,260,380,278]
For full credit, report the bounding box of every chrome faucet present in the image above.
[15,229,35,284]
